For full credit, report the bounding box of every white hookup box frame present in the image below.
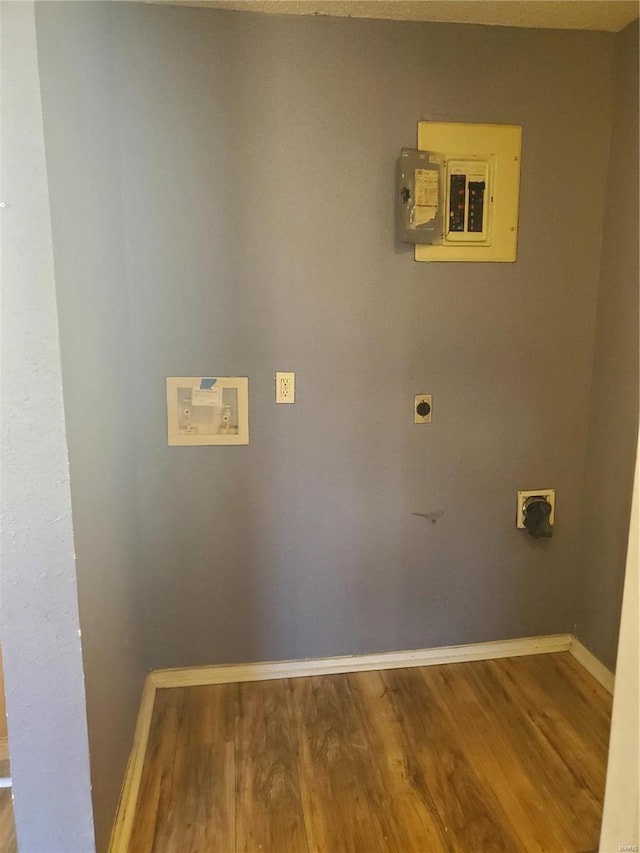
[166,376,249,446]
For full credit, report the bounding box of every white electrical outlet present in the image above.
[276,372,295,403]
[516,489,555,528]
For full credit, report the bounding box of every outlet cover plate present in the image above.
[276,372,295,403]
[517,489,555,528]
[414,394,432,424]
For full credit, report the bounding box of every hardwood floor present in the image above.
[0,791,16,853]
[130,652,611,853]
[0,650,15,853]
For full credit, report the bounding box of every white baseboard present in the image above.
[108,676,157,853]
[569,637,615,694]
[149,633,573,689]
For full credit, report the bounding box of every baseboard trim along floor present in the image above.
[109,677,156,853]
[569,636,616,694]
[109,632,614,852]
[149,633,574,689]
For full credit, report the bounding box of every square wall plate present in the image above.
[516,489,556,528]
[166,376,249,446]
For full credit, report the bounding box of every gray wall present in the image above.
[35,4,147,849]
[575,20,639,671]
[106,5,615,667]
[0,3,95,850]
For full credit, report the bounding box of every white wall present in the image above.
[0,3,95,850]
[600,437,639,850]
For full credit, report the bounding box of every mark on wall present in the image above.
[412,510,444,525]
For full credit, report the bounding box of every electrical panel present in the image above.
[398,122,522,262]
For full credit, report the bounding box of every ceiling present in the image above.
[155,1,640,33]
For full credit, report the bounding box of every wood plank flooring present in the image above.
[0,791,16,853]
[130,652,612,853]
[0,651,15,853]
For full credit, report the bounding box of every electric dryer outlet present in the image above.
[516,489,556,528]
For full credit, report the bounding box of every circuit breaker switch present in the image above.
[468,180,486,232]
